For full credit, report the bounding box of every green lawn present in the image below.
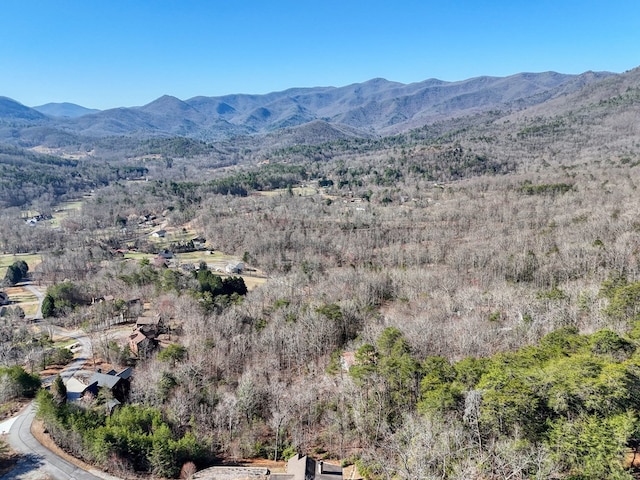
[177,251,235,262]
[122,252,155,262]
[0,253,43,279]
[49,198,85,228]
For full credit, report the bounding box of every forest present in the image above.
[3,69,640,479]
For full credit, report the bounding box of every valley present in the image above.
[2,68,640,479]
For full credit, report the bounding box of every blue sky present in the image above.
[1,0,638,109]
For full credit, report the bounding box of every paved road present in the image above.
[49,328,93,383]
[23,283,44,321]
[2,327,116,480]
[2,403,103,480]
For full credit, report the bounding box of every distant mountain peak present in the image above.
[33,102,100,118]
[0,96,48,121]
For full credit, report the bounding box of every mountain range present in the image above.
[0,70,622,148]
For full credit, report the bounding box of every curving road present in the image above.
[23,283,44,321]
[2,325,115,480]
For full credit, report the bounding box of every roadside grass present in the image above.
[18,303,39,316]
[55,338,80,348]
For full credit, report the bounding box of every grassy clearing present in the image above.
[241,275,268,290]
[177,251,235,262]
[255,186,319,197]
[123,250,236,265]
[20,303,39,316]
[3,286,39,316]
[123,252,155,262]
[4,286,38,303]
[0,253,43,279]
[293,186,319,196]
[54,337,80,348]
[50,198,85,228]
[147,225,199,247]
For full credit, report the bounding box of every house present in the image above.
[129,328,158,358]
[136,314,164,335]
[274,454,343,480]
[192,455,344,480]
[139,213,157,225]
[91,294,114,304]
[158,249,174,259]
[65,377,92,402]
[225,262,244,274]
[152,229,167,238]
[192,237,207,249]
[116,367,133,380]
[86,367,133,403]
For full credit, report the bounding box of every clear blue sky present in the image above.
[1,0,638,110]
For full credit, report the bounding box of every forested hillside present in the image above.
[3,68,640,479]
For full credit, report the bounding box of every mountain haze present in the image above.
[0,70,617,145]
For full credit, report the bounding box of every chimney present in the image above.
[318,461,323,474]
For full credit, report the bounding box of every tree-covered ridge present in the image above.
[351,325,640,479]
[0,144,141,208]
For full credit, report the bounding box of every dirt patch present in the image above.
[626,449,640,468]
[225,458,286,472]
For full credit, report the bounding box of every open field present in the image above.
[255,185,319,197]
[177,250,236,263]
[240,275,268,290]
[122,250,267,290]
[0,253,42,279]
[4,286,38,304]
[122,251,155,262]
[50,197,86,228]
[124,249,237,265]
